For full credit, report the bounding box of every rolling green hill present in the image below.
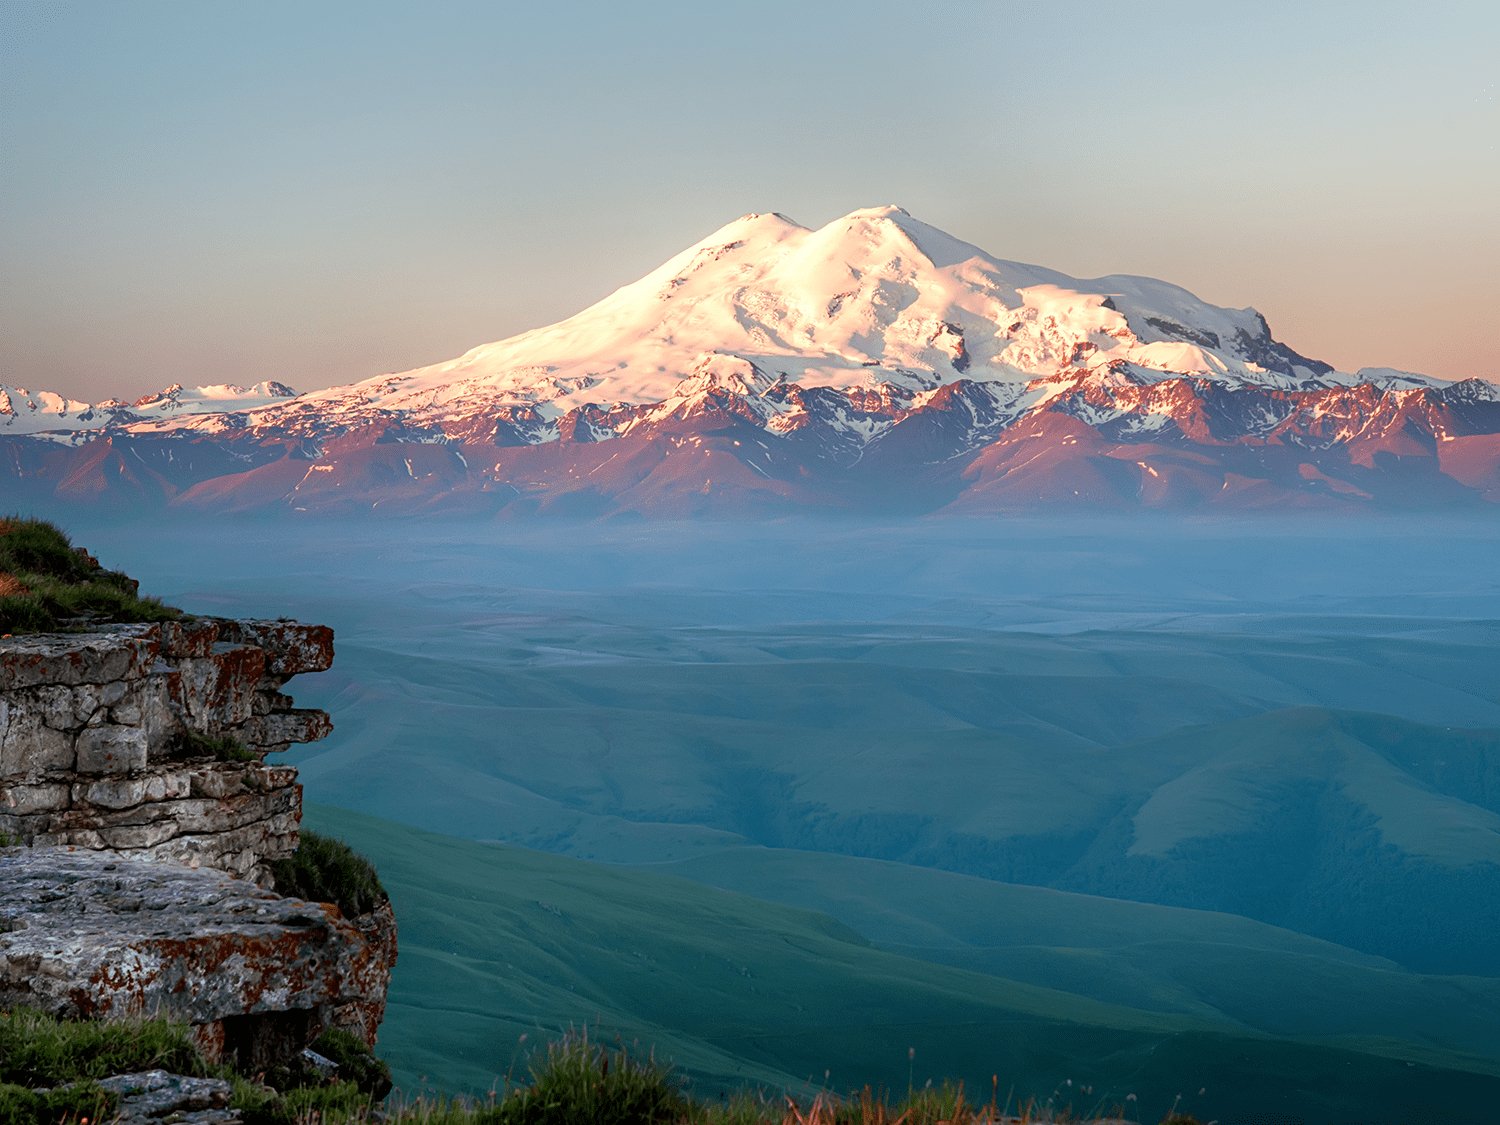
[657,845,1500,1063]
[307,805,1500,1125]
[301,625,1500,971]
[62,517,1500,1125]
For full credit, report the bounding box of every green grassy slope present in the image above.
[307,805,1500,1125]
[0,517,178,632]
[658,845,1500,1064]
[306,637,1495,867]
[1062,708,1500,972]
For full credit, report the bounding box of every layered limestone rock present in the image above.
[0,617,332,882]
[0,848,394,1070]
[0,612,397,1070]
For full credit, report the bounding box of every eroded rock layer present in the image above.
[0,618,332,882]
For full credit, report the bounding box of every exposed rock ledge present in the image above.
[0,612,395,1072]
[0,847,394,1068]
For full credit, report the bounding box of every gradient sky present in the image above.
[3,0,1497,402]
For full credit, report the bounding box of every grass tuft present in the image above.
[0,518,96,583]
[497,1030,688,1125]
[236,1077,374,1125]
[270,830,389,918]
[0,516,180,634]
[314,1026,395,1099]
[0,1079,117,1125]
[176,729,258,763]
[0,1008,210,1086]
[0,1009,1184,1124]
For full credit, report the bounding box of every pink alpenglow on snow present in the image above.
[2,208,1497,514]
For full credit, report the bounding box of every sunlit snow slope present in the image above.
[267,205,1424,426]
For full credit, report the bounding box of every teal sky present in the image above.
[3,0,1497,400]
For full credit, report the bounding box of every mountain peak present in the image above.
[11,205,1496,517]
[698,210,805,244]
[280,204,1392,427]
[735,211,799,225]
[842,204,912,221]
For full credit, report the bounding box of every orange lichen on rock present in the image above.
[0,848,395,1068]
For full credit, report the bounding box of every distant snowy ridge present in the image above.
[3,206,1480,443]
[0,380,296,435]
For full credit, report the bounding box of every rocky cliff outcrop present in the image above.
[0,613,395,1071]
[0,617,331,883]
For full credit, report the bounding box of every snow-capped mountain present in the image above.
[230,206,1448,436]
[3,207,1497,514]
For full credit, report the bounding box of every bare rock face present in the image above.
[0,848,393,1070]
[0,613,396,1070]
[0,618,332,882]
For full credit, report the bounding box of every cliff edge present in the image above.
[0,526,394,1074]
[0,617,331,881]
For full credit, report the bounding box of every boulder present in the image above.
[97,1071,236,1124]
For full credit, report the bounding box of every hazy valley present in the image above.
[46,513,1500,1125]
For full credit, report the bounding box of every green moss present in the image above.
[270,831,388,918]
